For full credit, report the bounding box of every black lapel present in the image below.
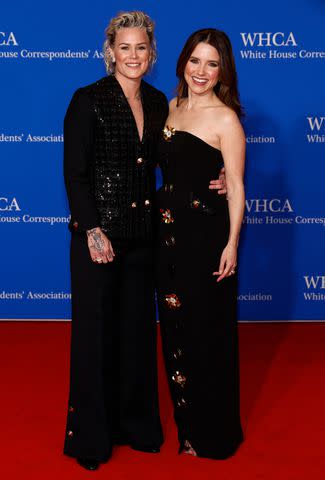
[141,81,151,143]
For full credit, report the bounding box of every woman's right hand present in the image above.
[86,227,115,264]
[209,167,227,195]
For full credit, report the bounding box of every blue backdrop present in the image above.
[1,0,324,320]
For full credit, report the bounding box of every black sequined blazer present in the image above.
[64,75,168,242]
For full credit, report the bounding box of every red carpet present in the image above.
[1,322,324,480]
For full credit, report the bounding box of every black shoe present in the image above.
[76,458,100,471]
[131,444,160,453]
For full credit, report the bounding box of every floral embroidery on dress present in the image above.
[190,196,216,215]
[172,371,186,387]
[160,208,174,224]
[173,348,183,359]
[163,125,176,141]
[191,199,201,209]
[165,235,176,247]
[164,293,181,309]
[177,397,187,407]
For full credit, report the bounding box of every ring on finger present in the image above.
[95,257,102,263]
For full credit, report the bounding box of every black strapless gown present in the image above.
[155,128,243,459]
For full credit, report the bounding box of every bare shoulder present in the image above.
[213,105,240,126]
[213,105,244,139]
[169,97,178,113]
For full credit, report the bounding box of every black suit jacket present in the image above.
[64,75,168,241]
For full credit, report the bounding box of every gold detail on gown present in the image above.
[160,208,174,224]
[165,235,176,247]
[177,397,187,407]
[191,199,201,209]
[164,293,181,309]
[163,125,176,141]
[173,348,182,359]
[172,371,186,387]
[164,184,174,192]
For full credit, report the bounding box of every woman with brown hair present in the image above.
[156,28,245,459]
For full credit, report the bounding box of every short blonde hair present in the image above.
[103,11,157,74]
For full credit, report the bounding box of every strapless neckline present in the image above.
[175,129,221,153]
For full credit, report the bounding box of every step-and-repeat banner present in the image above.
[1,0,324,320]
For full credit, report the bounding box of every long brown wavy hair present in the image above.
[176,28,243,117]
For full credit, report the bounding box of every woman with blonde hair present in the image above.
[63,11,168,470]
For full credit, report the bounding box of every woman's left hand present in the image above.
[213,243,237,282]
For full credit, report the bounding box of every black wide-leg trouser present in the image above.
[64,233,163,461]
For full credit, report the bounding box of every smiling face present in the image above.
[184,42,220,95]
[110,27,151,81]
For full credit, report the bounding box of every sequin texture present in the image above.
[74,75,168,240]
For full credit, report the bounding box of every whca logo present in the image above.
[306,116,325,143]
[240,32,297,47]
[304,276,325,290]
[0,32,18,46]
[307,117,325,132]
[246,199,293,213]
[0,197,21,211]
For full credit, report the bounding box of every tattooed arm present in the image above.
[86,227,115,264]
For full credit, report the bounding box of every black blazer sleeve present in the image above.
[162,94,169,127]
[154,93,169,166]
[158,93,169,132]
[63,88,100,232]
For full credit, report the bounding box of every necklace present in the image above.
[126,93,141,101]
[126,88,141,101]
